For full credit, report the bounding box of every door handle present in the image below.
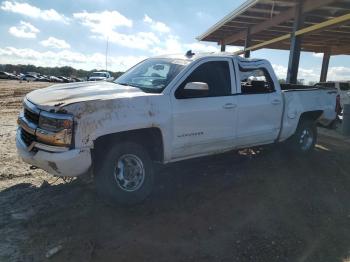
[271,99,281,105]
[223,103,237,109]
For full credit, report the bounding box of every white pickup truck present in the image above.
[16,53,337,204]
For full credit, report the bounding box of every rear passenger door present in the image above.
[235,66,283,147]
[170,58,238,159]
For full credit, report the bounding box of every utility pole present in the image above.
[105,37,109,72]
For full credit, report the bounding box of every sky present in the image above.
[0,0,349,83]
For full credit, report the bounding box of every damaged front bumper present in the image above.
[16,130,92,177]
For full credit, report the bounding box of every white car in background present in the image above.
[88,71,113,81]
[316,81,350,107]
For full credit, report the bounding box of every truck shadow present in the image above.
[1,137,350,261]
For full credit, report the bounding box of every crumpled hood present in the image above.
[26,81,149,107]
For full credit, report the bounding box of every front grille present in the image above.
[20,128,36,146]
[24,108,39,125]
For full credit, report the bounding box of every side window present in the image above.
[339,82,350,91]
[175,61,231,99]
[239,68,275,94]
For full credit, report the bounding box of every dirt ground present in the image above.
[1,79,350,262]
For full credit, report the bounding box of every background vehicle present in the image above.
[88,71,112,81]
[71,77,82,82]
[315,81,350,107]
[21,74,37,82]
[16,53,337,205]
[37,75,50,82]
[0,71,9,79]
[0,71,17,79]
[58,76,71,83]
[49,76,64,83]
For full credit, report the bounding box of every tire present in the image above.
[94,142,154,205]
[286,119,317,154]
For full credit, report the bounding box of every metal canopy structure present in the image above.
[197,0,350,83]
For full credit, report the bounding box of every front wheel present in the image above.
[286,119,317,154]
[94,142,154,205]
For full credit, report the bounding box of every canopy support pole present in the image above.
[320,51,330,82]
[286,0,304,84]
[244,27,251,58]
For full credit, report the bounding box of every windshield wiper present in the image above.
[116,82,130,86]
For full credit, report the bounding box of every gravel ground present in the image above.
[1,80,350,262]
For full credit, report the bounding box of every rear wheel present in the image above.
[94,142,154,205]
[287,119,317,154]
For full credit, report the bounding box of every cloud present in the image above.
[226,46,241,53]
[90,30,160,50]
[0,1,69,23]
[150,36,225,55]
[40,37,70,49]
[298,68,319,81]
[73,10,224,54]
[272,63,350,82]
[272,64,319,81]
[0,46,146,72]
[184,42,218,53]
[313,53,324,58]
[143,14,170,33]
[328,67,350,81]
[272,64,288,79]
[74,10,162,50]
[8,20,39,38]
[73,10,132,37]
[151,35,183,54]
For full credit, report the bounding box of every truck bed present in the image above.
[278,86,337,141]
[280,84,319,91]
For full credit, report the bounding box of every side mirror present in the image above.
[184,82,209,91]
[176,82,209,99]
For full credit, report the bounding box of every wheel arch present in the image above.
[298,110,323,123]
[92,127,164,170]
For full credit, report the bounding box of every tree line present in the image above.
[0,64,124,79]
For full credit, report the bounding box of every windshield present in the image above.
[115,58,189,93]
[91,72,107,77]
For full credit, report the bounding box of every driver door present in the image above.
[170,58,238,160]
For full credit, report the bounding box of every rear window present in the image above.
[239,68,275,94]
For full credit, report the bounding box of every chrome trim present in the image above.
[34,142,70,152]
[40,110,74,121]
[17,129,69,152]
[16,129,32,150]
[23,97,40,115]
[18,113,37,135]
[19,138,70,153]
[19,97,74,152]
[36,127,72,146]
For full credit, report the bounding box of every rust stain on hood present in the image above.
[26,81,148,107]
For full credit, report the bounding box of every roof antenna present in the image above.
[185,50,195,57]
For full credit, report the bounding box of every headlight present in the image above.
[39,115,73,132]
[37,113,73,147]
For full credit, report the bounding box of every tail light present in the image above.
[335,94,342,114]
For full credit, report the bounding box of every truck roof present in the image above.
[154,52,266,63]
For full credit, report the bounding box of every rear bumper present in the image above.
[16,130,92,177]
